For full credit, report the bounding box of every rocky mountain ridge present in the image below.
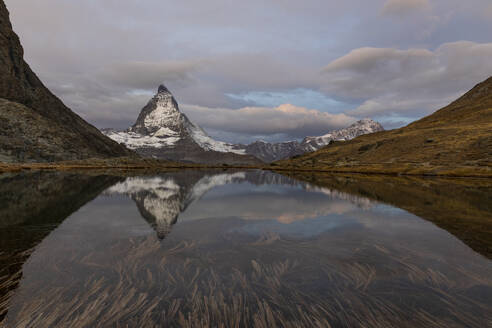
[243,119,384,162]
[104,85,383,163]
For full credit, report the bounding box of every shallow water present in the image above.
[0,170,491,327]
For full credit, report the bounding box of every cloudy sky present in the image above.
[5,0,492,143]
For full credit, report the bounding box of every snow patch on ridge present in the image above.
[303,118,384,148]
[188,123,246,154]
[154,127,179,137]
[104,130,180,149]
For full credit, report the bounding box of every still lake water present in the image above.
[0,170,491,327]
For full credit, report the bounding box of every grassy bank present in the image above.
[2,159,492,178]
[0,157,261,174]
[268,163,492,178]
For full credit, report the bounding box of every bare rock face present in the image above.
[131,84,182,135]
[0,0,132,162]
[244,140,304,163]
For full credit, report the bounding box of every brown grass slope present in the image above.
[276,77,492,176]
[0,0,132,162]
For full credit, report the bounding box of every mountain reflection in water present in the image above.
[0,170,491,327]
[0,171,121,322]
[103,171,374,239]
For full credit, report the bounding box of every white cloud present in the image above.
[181,104,356,138]
[321,41,492,116]
[382,0,430,15]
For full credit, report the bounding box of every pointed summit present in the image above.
[102,83,261,164]
[130,84,181,134]
[158,84,169,93]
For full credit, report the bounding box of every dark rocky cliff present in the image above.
[0,0,132,162]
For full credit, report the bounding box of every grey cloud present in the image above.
[203,54,321,91]
[382,0,430,15]
[486,4,492,19]
[321,47,437,100]
[352,93,460,117]
[97,60,203,90]
[321,41,492,116]
[181,104,356,139]
[50,81,150,130]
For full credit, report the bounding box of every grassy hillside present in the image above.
[275,77,492,176]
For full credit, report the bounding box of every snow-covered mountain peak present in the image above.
[130,85,182,135]
[102,86,186,150]
[302,119,384,151]
[102,85,250,158]
[349,118,383,132]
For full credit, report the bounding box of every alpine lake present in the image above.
[0,169,491,327]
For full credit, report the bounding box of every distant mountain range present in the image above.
[277,76,492,175]
[103,85,383,163]
[243,119,383,162]
[0,0,131,163]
